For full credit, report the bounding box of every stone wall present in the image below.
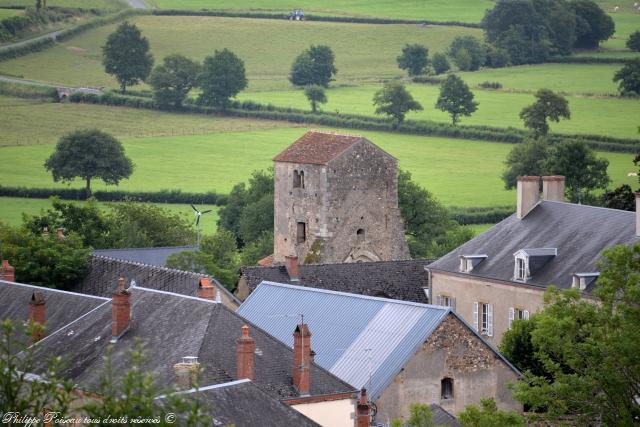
[374,314,521,423]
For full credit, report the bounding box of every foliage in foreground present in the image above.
[458,398,524,427]
[390,403,445,427]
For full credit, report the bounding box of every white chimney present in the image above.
[542,176,565,202]
[517,176,540,219]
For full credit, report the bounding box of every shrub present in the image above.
[478,81,503,89]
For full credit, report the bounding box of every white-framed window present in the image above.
[435,294,456,312]
[473,302,493,337]
[508,307,530,329]
[515,257,527,280]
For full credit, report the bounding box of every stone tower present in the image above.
[273,131,410,265]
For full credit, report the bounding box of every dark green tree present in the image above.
[304,84,327,113]
[483,44,511,68]
[458,398,524,427]
[44,129,133,199]
[613,58,640,96]
[501,138,550,189]
[289,45,337,87]
[397,44,429,77]
[601,184,635,211]
[570,0,615,48]
[512,243,640,424]
[627,30,640,52]
[372,81,423,126]
[499,316,549,377]
[198,49,247,108]
[544,139,609,203]
[102,21,153,94]
[519,89,570,137]
[148,54,200,108]
[435,74,478,125]
[448,35,486,71]
[430,52,450,75]
[391,403,445,427]
[239,230,273,266]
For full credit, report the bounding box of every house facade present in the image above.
[428,176,639,345]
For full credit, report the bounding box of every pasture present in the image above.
[0,15,481,91]
[0,0,123,8]
[0,197,220,235]
[0,8,19,19]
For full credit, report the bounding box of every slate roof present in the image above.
[430,404,460,427]
[240,259,432,303]
[74,255,240,306]
[166,379,320,427]
[273,131,366,165]
[29,285,354,401]
[429,201,639,289]
[92,246,195,267]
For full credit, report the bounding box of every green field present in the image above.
[238,83,640,139]
[0,15,481,91]
[0,197,220,235]
[0,0,124,8]
[0,8,20,19]
[0,96,291,147]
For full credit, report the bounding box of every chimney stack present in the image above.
[173,356,200,390]
[56,228,65,240]
[292,323,311,395]
[236,325,256,380]
[29,292,46,342]
[197,277,216,301]
[111,277,131,340]
[636,192,640,237]
[1,260,15,282]
[356,388,371,427]
[516,176,540,219]
[285,255,299,281]
[542,176,565,202]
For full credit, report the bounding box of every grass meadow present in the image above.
[0,197,220,235]
[0,0,123,8]
[0,8,20,19]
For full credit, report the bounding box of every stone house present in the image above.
[237,281,522,424]
[273,130,409,265]
[427,176,640,345]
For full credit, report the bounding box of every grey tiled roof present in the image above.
[429,201,638,289]
[241,259,432,303]
[30,286,354,400]
[177,380,321,427]
[92,246,195,267]
[430,404,460,427]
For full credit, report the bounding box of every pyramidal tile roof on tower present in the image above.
[273,130,366,165]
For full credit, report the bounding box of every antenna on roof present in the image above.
[191,204,213,249]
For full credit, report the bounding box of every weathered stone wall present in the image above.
[374,314,521,424]
[273,139,409,264]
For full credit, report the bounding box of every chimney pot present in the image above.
[292,323,311,395]
[236,325,256,380]
[112,277,131,339]
[356,388,371,427]
[285,255,299,281]
[516,176,540,219]
[29,292,46,342]
[197,277,216,301]
[636,193,640,237]
[542,176,565,202]
[174,358,200,390]
[1,260,15,282]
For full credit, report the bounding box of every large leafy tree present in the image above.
[447,35,486,71]
[430,52,450,75]
[44,129,133,199]
[511,243,640,424]
[627,30,640,52]
[519,89,570,137]
[397,44,429,77]
[148,54,200,108]
[613,58,640,96]
[102,21,153,94]
[372,81,423,126]
[501,138,550,189]
[304,84,327,113]
[198,49,247,108]
[570,0,615,48]
[435,74,478,125]
[289,45,337,87]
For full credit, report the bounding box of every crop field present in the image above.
[0,15,481,91]
[0,122,633,208]
[0,0,123,8]
[0,197,220,235]
[0,96,291,147]
[238,84,640,139]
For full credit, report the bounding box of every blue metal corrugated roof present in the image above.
[237,281,449,400]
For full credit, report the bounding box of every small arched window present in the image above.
[441,377,454,400]
[293,170,302,188]
[356,228,365,242]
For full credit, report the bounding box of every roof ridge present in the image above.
[92,255,207,278]
[0,280,110,301]
[542,199,636,215]
[243,258,432,271]
[93,245,196,253]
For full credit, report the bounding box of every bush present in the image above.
[448,205,514,224]
[478,81,503,89]
[412,75,445,85]
[0,81,59,100]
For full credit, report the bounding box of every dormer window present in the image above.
[513,248,557,281]
[459,254,488,273]
[293,170,305,189]
[572,272,599,290]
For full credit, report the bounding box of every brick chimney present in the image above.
[197,277,216,301]
[516,176,540,219]
[236,325,256,380]
[542,175,565,202]
[292,323,311,395]
[29,292,46,342]
[1,260,15,282]
[636,192,640,237]
[173,356,200,390]
[285,255,299,281]
[111,277,131,340]
[356,388,371,427]
[56,228,65,240]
